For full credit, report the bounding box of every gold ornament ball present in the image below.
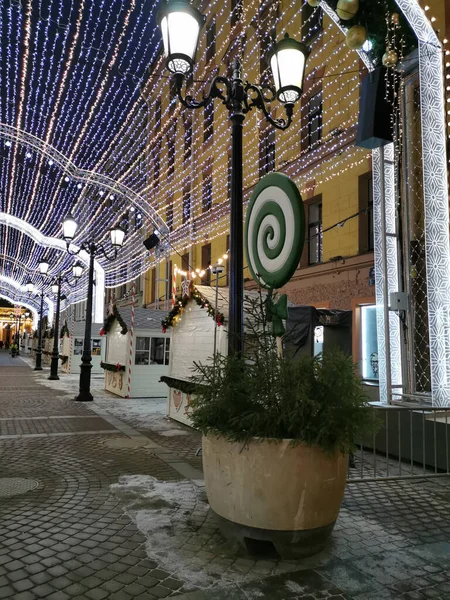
[336,0,359,21]
[345,24,367,50]
[382,49,398,67]
[391,12,400,25]
[307,0,320,6]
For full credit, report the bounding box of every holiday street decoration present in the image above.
[60,321,70,339]
[336,0,359,21]
[181,278,191,298]
[345,24,367,50]
[99,304,128,336]
[266,293,289,337]
[162,287,225,332]
[245,172,305,290]
[100,361,125,372]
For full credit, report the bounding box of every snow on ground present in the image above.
[111,475,258,592]
[94,397,189,436]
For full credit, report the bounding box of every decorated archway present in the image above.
[0,275,53,325]
[320,0,449,405]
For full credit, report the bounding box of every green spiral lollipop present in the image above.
[245,173,305,289]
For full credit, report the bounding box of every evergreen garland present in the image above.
[100,361,125,372]
[326,0,417,63]
[161,287,225,332]
[100,304,128,336]
[60,321,70,339]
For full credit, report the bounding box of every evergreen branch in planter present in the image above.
[190,293,376,454]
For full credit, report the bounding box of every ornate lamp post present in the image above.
[62,215,125,401]
[48,265,82,381]
[32,260,50,371]
[158,0,309,355]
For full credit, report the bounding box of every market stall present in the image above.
[101,305,169,398]
[59,320,105,375]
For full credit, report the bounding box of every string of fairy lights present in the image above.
[0,0,446,304]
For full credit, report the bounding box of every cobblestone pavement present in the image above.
[3,352,450,599]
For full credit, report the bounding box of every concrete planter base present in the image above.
[202,434,348,558]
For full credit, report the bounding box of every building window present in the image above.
[301,1,323,43]
[202,173,213,213]
[153,142,160,188]
[204,102,214,142]
[231,0,242,26]
[227,150,232,200]
[150,268,156,303]
[155,99,161,132]
[308,201,322,265]
[183,114,192,162]
[358,172,374,253]
[259,32,273,86]
[182,184,191,223]
[206,17,216,64]
[169,79,177,113]
[202,243,211,285]
[308,91,322,147]
[168,127,176,177]
[166,202,173,232]
[259,127,275,176]
[135,337,170,366]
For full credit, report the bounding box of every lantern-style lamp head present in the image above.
[51,280,59,295]
[39,258,50,276]
[110,225,126,249]
[25,278,34,293]
[62,214,78,243]
[269,33,310,105]
[73,261,84,280]
[158,0,205,75]
[25,311,30,319]
[9,312,14,319]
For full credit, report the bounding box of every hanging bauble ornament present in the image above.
[245,173,305,289]
[307,0,320,6]
[382,49,398,67]
[391,12,400,25]
[336,0,359,21]
[345,24,367,50]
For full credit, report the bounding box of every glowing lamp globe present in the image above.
[158,0,205,75]
[62,214,78,243]
[25,278,34,293]
[269,34,310,105]
[39,259,49,275]
[51,280,59,295]
[110,225,126,248]
[73,262,84,279]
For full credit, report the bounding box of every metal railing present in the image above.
[347,405,450,482]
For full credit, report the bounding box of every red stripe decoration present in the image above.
[126,282,136,399]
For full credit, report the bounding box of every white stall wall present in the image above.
[106,319,128,365]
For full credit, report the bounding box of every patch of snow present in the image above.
[95,397,189,436]
[111,475,268,592]
[285,580,305,593]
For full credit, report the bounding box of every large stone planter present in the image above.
[202,434,348,558]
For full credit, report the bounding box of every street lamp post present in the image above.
[62,216,125,401]
[158,0,309,355]
[29,264,48,371]
[48,266,82,381]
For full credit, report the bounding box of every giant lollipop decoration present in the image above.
[245,172,305,290]
[245,172,306,339]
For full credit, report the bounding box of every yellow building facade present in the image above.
[137,0,448,324]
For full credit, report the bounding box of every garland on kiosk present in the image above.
[162,286,225,333]
[99,304,128,336]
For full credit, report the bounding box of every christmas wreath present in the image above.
[60,321,70,339]
[161,286,225,332]
[99,304,128,336]
[100,361,125,372]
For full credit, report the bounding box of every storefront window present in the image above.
[135,337,170,366]
[361,305,379,381]
[74,338,83,356]
[92,339,101,356]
